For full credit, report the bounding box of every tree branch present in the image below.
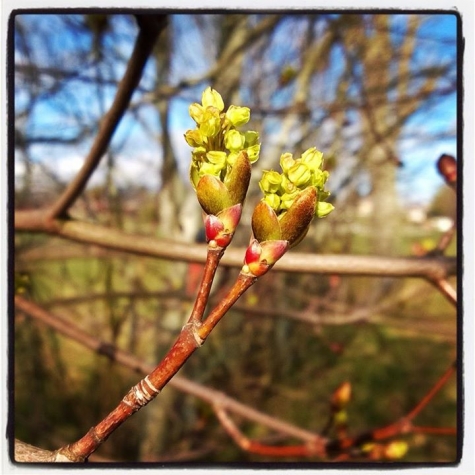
[15,213,457,281]
[46,15,167,221]
[14,288,322,461]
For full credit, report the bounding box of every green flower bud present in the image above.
[202,87,224,111]
[190,162,200,189]
[311,169,329,189]
[263,193,281,211]
[224,129,246,152]
[189,103,204,124]
[226,152,238,166]
[226,105,250,127]
[244,130,259,146]
[260,170,282,194]
[319,189,331,202]
[206,151,227,168]
[246,143,260,163]
[280,152,295,174]
[184,129,204,147]
[200,162,222,178]
[288,162,312,187]
[317,201,334,218]
[301,147,323,170]
[279,174,296,194]
[199,108,221,137]
[192,146,207,158]
[280,191,299,210]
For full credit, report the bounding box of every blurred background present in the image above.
[13,12,458,463]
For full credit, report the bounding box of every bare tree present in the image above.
[11,12,458,463]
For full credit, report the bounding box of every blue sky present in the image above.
[14,13,458,207]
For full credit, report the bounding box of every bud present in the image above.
[184,129,204,147]
[201,87,224,111]
[186,87,260,229]
[259,170,282,194]
[242,239,288,277]
[288,162,312,187]
[437,154,457,186]
[280,174,295,193]
[251,201,282,243]
[279,187,317,247]
[199,162,222,179]
[244,130,259,146]
[206,151,227,168]
[280,194,298,211]
[331,382,352,410]
[242,146,333,278]
[224,129,246,152]
[226,105,250,127]
[199,108,221,138]
[204,204,242,248]
[189,103,204,124]
[280,152,295,174]
[196,175,233,216]
[333,410,348,426]
[301,147,323,170]
[263,193,281,211]
[257,147,333,239]
[384,441,408,460]
[246,143,261,163]
[317,201,335,218]
[224,151,252,206]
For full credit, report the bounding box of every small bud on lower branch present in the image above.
[437,154,457,188]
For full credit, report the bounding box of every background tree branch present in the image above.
[15,213,456,280]
[46,15,167,220]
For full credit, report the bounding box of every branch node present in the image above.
[182,320,204,347]
[123,375,160,411]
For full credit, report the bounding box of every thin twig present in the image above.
[403,361,456,423]
[46,16,166,221]
[428,277,457,307]
[197,273,256,339]
[214,406,325,458]
[187,247,224,323]
[434,223,457,255]
[325,362,457,454]
[15,270,260,461]
[411,426,457,436]
[14,294,319,452]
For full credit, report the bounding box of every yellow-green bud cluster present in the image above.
[259,147,334,219]
[185,87,260,189]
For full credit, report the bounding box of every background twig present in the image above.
[47,16,167,220]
